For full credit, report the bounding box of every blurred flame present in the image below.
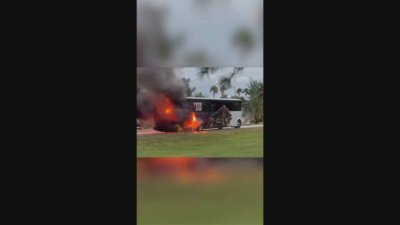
[193,131,208,135]
[182,112,202,131]
[156,95,178,122]
[201,168,222,183]
[137,158,223,184]
[176,170,198,183]
[150,158,196,168]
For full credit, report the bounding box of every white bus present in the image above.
[185,97,243,129]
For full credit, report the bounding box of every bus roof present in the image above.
[186,97,242,101]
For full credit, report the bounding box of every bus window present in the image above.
[202,101,212,113]
[224,101,241,111]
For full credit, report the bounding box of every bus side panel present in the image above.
[230,111,242,126]
[186,98,242,129]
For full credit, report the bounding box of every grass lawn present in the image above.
[137,172,263,225]
[137,127,263,157]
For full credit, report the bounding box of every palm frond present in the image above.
[233,29,255,53]
[209,85,218,92]
[219,83,228,93]
[233,67,244,75]
[218,76,232,89]
[196,68,211,79]
[196,67,222,79]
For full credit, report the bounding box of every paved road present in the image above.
[137,124,263,136]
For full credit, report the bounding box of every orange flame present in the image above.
[153,96,205,133]
[150,158,196,168]
[156,96,178,122]
[182,111,202,131]
[137,158,223,183]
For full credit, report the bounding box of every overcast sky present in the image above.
[180,67,263,97]
[139,0,263,66]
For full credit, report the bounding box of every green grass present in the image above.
[137,127,263,157]
[137,172,263,225]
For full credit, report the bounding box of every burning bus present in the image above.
[185,97,243,130]
[137,68,243,132]
[152,97,243,132]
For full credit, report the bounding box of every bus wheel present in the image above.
[218,126,223,130]
[236,120,241,128]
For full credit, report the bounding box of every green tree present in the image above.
[243,80,263,123]
[230,95,245,101]
[194,92,207,97]
[242,88,249,96]
[209,85,219,98]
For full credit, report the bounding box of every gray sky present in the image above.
[180,67,263,98]
[139,0,263,66]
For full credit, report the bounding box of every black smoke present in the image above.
[137,68,190,124]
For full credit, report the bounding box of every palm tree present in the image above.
[233,28,255,56]
[245,96,263,123]
[242,88,249,97]
[197,67,244,83]
[182,78,196,97]
[194,92,207,97]
[197,67,244,99]
[196,67,221,79]
[236,88,243,96]
[209,85,219,98]
[246,80,263,100]
[218,76,233,89]
[221,68,243,90]
[243,80,264,123]
[219,85,227,98]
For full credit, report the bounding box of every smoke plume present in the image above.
[137,68,190,122]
